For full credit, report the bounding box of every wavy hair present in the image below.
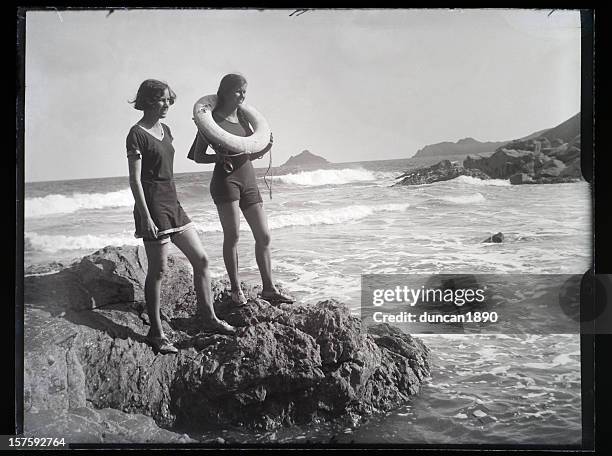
[130,79,176,111]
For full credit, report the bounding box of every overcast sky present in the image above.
[24,8,581,182]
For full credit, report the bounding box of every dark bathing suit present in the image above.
[191,111,263,211]
[126,123,193,242]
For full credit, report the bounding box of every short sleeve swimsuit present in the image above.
[209,112,263,210]
[126,123,193,242]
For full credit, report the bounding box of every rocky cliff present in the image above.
[23,246,431,443]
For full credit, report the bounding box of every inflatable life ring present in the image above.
[192,95,271,154]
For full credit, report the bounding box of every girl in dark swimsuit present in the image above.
[126,79,235,354]
[188,74,294,305]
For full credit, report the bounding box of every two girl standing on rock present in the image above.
[126,76,292,354]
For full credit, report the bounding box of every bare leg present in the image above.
[143,240,170,338]
[172,227,235,333]
[171,227,214,320]
[216,201,242,292]
[243,202,275,292]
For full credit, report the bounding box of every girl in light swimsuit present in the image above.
[126,79,235,354]
[188,74,294,305]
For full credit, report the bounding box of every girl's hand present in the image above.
[250,132,274,160]
[143,217,159,239]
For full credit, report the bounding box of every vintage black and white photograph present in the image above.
[20,8,590,447]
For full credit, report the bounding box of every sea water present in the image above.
[23,158,590,445]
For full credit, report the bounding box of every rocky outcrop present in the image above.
[394,160,490,186]
[463,145,582,184]
[482,232,504,243]
[281,150,330,168]
[404,114,583,185]
[462,114,582,185]
[23,246,431,442]
[464,149,533,179]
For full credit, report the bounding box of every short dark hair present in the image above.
[216,73,248,106]
[130,79,176,111]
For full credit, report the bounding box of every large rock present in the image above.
[23,246,431,440]
[550,144,580,164]
[482,232,504,243]
[560,156,581,178]
[509,173,534,185]
[463,149,534,179]
[537,158,566,177]
[463,146,582,184]
[394,160,490,186]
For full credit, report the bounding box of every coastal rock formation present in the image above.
[463,145,581,184]
[394,160,490,186]
[462,113,582,184]
[403,113,583,185]
[23,246,431,441]
[281,150,330,168]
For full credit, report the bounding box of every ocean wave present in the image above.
[438,193,486,204]
[267,203,411,229]
[25,203,411,252]
[452,176,511,186]
[269,168,392,187]
[25,189,133,218]
[25,231,140,253]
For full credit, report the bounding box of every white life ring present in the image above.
[192,94,271,154]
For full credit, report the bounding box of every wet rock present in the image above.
[509,173,534,185]
[395,160,490,186]
[483,232,504,243]
[24,246,431,439]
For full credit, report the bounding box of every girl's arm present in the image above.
[127,155,159,238]
[188,131,220,164]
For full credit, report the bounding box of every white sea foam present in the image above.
[439,193,486,204]
[270,168,390,186]
[452,176,511,186]
[25,189,133,218]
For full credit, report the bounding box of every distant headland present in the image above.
[281,150,330,168]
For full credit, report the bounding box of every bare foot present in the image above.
[146,333,178,354]
[260,289,295,304]
[201,318,236,335]
[231,289,247,305]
